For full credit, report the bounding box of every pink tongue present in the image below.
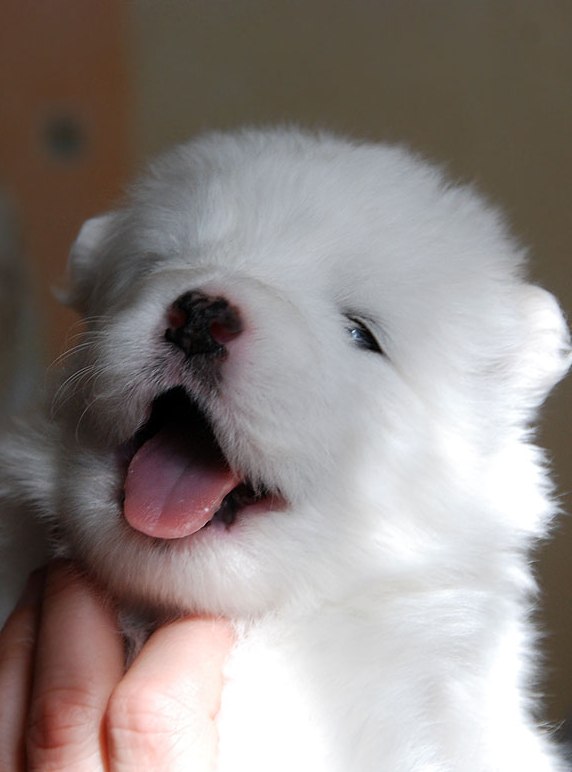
[124,425,239,539]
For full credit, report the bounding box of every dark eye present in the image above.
[345,316,384,355]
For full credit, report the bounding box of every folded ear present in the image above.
[512,285,571,410]
[55,212,117,312]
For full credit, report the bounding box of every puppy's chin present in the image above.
[71,523,319,619]
[55,441,345,618]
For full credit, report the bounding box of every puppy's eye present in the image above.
[345,316,384,355]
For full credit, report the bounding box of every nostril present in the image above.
[167,305,188,332]
[165,290,242,358]
[209,313,242,345]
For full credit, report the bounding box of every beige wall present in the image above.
[131,0,572,722]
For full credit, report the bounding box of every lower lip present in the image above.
[124,494,289,543]
[205,493,289,530]
[241,494,288,516]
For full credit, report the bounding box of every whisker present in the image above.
[50,364,100,417]
[48,341,95,371]
[58,315,112,354]
[74,392,105,442]
[50,320,113,369]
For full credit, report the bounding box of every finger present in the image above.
[27,561,124,772]
[107,616,234,772]
[0,569,45,771]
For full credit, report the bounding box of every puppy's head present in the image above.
[42,128,569,616]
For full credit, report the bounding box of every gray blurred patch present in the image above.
[0,192,43,422]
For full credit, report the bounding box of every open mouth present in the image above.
[120,387,283,539]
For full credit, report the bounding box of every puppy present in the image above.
[0,128,570,771]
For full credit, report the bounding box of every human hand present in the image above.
[0,561,233,771]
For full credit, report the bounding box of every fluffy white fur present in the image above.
[0,128,570,770]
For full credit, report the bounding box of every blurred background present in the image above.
[1,0,570,726]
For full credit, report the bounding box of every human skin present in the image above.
[0,561,233,771]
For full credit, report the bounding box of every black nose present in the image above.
[165,290,243,358]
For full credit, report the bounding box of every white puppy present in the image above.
[0,128,570,771]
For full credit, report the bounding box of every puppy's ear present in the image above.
[512,285,571,410]
[55,213,116,312]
